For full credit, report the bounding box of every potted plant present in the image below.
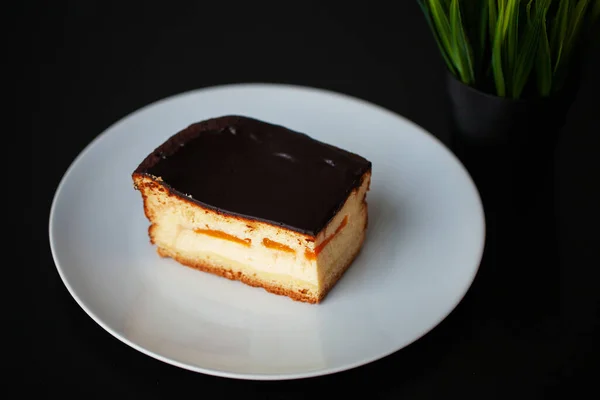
[418,0,598,206]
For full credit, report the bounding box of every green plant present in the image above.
[418,0,599,99]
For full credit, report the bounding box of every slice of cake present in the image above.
[132,115,372,303]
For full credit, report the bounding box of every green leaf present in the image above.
[427,0,454,53]
[505,0,520,92]
[564,0,591,56]
[526,0,534,23]
[417,0,458,76]
[418,0,598,98]
[553,0,591,85]
[490,0,519,97]
[497,0,507,22]
[491,2,507,96]
[426,0,460,77]
[551,0,573,73]
[537,9,553,96]
[467,0,489,81]
[479,1,489,55]
[488,0,498,43]
[462,0,489,79]
[449,0,475,84]
[511,0,552,99]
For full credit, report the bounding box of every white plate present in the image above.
[49,83,485,380]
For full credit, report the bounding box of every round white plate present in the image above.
[49,83,485,380]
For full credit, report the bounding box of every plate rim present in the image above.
[48,82,486,380]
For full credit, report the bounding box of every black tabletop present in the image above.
[22,0,599,397]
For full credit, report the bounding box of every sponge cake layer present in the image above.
[133,172,370,303]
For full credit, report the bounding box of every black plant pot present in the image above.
[446,74,581,315]
[446,72,580,213]
[442,24,597,319]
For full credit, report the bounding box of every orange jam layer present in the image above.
[262,238,295,253]
[305,216,348,260]
[193,229,251,247]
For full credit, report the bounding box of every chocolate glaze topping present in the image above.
[134,115,372,236]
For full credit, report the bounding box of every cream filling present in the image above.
[160,220,319,285]
[135,171,371,293]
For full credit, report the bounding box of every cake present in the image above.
[132,115,372,303]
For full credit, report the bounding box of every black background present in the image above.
[19,0,599,398]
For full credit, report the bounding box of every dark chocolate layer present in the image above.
[134,115,371,236]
